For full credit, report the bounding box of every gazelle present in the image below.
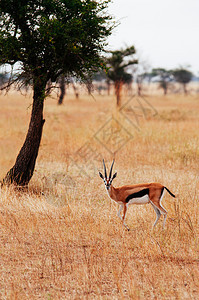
[99,160,175,231]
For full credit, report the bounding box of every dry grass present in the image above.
[0,90,199,299]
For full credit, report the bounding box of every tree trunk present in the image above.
[115,80,123,107]
[183,83,187,95]
[106,79,110,96]
[3,80,46,186]
[72,82,79,100]
[137,82,142,96]
[58,75,66,105]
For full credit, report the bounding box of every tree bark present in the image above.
[58,75,66,105]
[115,80,123,107]
[3,80,46,186]
[183,83,187,95]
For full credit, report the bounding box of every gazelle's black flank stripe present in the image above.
[125,188,149,203]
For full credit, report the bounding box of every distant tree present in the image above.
[92,70,107,82]
[71,79,79,100]
[130,58,151,96]
[0,0,113,186]
[58,75,66,105]
[106,46,138,106]
[92,70,108,94]
[150,68,173,95]
[0,72,8,88]
[135,73,149,96]
[57,76,80,105]
[172,68,193,95]
[106,78,111,95]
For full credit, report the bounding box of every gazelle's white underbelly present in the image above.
[127,195,150,205]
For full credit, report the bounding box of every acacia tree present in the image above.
[106,46,138,107]
[0,0,112,186]
[172,68,193,95]
[130,57,151,96]
[150,68,173,95]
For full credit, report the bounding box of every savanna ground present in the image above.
[0,86,199,299]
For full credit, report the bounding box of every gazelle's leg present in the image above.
[122,204,130,231]
[150,202,161,228]
[154,202,167,229]
[162,213,167,229]
[151,200,168,229]
[158,190,167,229]
[159,202,167,229]
[117,205,123,221]
[159,191,168,229]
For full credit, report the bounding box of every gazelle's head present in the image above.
[99,159,117,190]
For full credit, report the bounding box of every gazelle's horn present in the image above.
[103,159,107,179]
[109,159,115,179]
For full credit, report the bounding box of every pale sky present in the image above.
[107,0,199,75]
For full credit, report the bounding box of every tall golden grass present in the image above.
[0,90,198,299]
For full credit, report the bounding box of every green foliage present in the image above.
[106,45,138,84]
[0,0,113,85]
[172,68,193,84]
[151,68,171,78]
[171,68,193,94]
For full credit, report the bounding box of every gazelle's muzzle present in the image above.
[105,179,111,190]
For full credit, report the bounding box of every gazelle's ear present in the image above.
[112,172,117,180]
[99,172,104,179]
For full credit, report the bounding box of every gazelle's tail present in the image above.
[164,187,175,198]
